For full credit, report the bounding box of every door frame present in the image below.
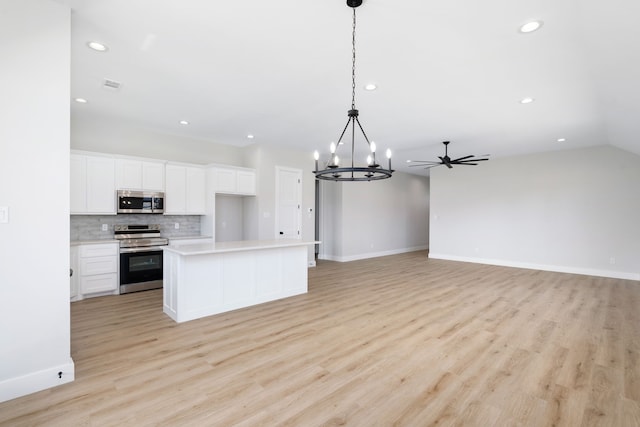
[274,166,302,240]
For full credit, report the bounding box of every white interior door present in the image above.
[275,166,302,239]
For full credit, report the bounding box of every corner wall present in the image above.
[0,0,74,402]
[429,145,640,280]
[319,172,430,262]
[243,145,316,263]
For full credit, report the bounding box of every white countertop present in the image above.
[164,239,318,256]
[70,239,118,246]
[168,235,212,241]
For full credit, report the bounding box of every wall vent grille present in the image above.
[102,79,121,90]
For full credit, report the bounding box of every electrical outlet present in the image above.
[101,224,108,231]
[174,223,180,229]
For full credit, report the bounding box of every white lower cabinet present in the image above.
[72,242,119,300]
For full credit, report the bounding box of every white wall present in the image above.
[243,145,316,263]
[72,114,245,166]
[215,195,244,242]
[429,145,640,280]
[0,0,74,402]
[319,172,430,262]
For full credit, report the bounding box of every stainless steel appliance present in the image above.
[117,190,164,214]
[115,224,168,294]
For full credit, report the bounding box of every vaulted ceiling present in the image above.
[64,0,640,174]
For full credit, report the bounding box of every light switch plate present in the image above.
[101,224,108,231]
[0,206,8,223]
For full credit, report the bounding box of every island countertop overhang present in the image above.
[163,239,319,256]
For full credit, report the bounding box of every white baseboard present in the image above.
[0,358,74,403]
[428,253,640,281]
[319,246,428,263]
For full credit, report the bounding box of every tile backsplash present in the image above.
[71,214,202,241]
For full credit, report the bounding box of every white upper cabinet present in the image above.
[164,163,206,215]
[211,167,256,196]
[116,159,165,191]
[186,167,206,213]
[70,153,116,215]
[237,170,256,195]
[143,162,165,191]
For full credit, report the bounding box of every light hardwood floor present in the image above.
[1,251,639,426]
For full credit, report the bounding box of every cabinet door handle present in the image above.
[279,231,284,235]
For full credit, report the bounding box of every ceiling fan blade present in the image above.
[411,142,489,171]
[451,155,474,162]
[457,158,489,163]
[408,163,440,167]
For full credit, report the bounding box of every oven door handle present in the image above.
[119,246,166,254]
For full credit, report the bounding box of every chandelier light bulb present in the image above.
[370,141,377,153]
[367,155,372,165]
[313,150,320,160]
[386,148,392,159]
[334,155,340,166]
[330,142,337,154]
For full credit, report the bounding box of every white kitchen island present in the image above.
[163,239,317,323]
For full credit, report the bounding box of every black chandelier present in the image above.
[313,0,393,182]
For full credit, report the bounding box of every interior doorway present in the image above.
[275,166,302,239]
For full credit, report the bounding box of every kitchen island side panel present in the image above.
[163,243,310,323]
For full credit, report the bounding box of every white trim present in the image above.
[0,359,74,403]
[318,246,428,263]
[428,253,640,281]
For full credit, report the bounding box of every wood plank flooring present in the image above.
[1,251,639,426]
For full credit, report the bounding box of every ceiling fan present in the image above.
[407,141,489,169]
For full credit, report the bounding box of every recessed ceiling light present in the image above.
[179,120,189,125]
[364,83,377,91]
[247,134,254,139]
[87,41,108,52]
[519,20,543,34]
[74,98,88,104]
[557,138,566,142]
[520,97,535,104]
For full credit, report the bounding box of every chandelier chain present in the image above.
[351,7,357,110]
[312,1,394,182]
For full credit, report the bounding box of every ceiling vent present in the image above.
[102,78,122,91]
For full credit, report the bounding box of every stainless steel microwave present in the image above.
[117,190,164,214]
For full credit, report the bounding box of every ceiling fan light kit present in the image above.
[408,141,489,170]
[313,0,394,182]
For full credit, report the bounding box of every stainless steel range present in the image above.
[115,224,168,294]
